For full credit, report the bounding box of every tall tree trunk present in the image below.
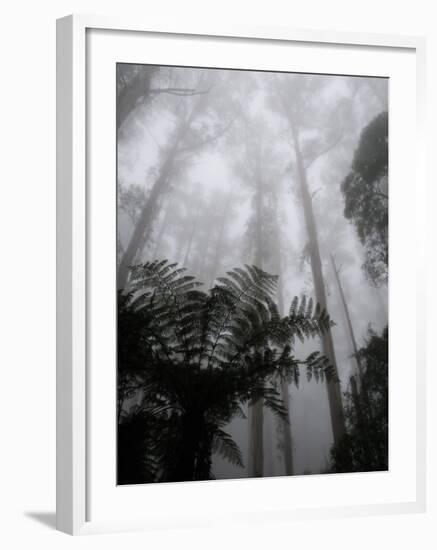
[134,184,171,264]
[330,254,373,432]
[277,270,294,476]
[151,193,174,260]
[117,89,229,290]
[207,190,233,287]
[182,206,201,268]
[248,173,265,478]
[330,255,363,380]
[117,119,190,290]
[117,154,176,289]
[196,227,212,281]
[289,120,346,445]
[248,401,264,477]
[272,191,294,476]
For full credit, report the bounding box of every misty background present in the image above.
[117,64,388,481]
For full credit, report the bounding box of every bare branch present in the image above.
[177,109,242,155]
[149,87,211,97]
[305,133,343,170]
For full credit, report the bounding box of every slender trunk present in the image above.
[151,194,174,260]
[289,120,346,445]
[134,184,170,264]
[117,154,176,290]
[248,173,265,478]
[330,254,373,407]
[207,190,233,287]
[273,191,294,476]
[197,229,212,281]
[182,206,201,268]
[330,255,363,380]
[330,254,375,456]
[117,89,211,290]
[280,383,294,475]
[117,118,190,290]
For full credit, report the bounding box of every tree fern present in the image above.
[118,260,336,483]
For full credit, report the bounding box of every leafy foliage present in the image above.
[331,326,388,472]
[118,260,335,483]
[341,111,388,285]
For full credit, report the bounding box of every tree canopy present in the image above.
[341,111,388,285]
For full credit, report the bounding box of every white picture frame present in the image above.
[56,14,427,535]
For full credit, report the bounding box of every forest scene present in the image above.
[116,63,388,484]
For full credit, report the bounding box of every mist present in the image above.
[116,64,388,483]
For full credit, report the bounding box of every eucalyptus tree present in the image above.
[268,74,350,445]
[329,255,370,448]
[229,111,292,477]
[270,182,295,476]
[117,67,240,290]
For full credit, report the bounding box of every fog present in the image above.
[117,64,388,482]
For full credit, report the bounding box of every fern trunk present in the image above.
[248,401,264,477]
[168,412,211,482]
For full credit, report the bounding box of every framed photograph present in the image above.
[56,14,427,535]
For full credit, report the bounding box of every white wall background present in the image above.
[0,0,435,547]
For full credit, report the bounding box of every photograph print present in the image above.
[116,64,388,484]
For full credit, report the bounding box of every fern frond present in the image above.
[212,429,244,467]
